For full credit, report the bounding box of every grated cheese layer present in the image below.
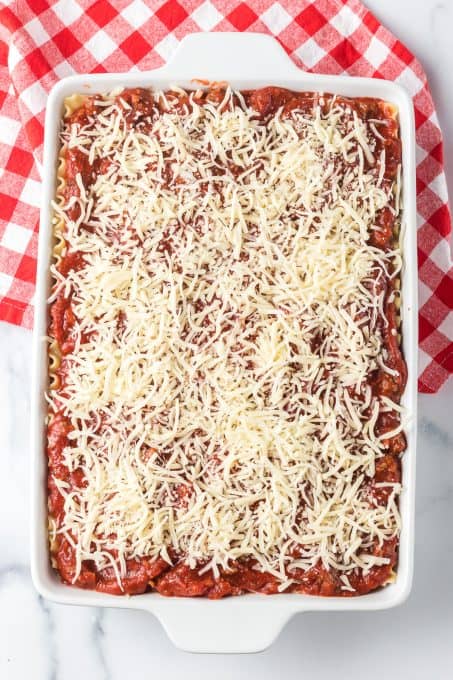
[48,86,405,592]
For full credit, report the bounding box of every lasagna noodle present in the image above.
[63,93,88,118]
[47,86,406,597]
[386,103,403,343]
[380,102,400,588]
[48,148,67,388]
[49,94,89,387]
[47,138,66,554]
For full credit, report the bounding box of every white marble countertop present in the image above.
[1,0,452,677]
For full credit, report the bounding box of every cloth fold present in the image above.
[0,0,451,392]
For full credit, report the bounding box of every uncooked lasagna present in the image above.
[47,85,407,598]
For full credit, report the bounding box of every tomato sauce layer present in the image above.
[48,86,406,598]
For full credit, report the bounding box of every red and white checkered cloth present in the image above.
[0,0,452,392]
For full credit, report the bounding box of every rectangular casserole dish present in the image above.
[31,32,417,654]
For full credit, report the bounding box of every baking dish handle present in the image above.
[157,31,302,81]
[151,600,294,653]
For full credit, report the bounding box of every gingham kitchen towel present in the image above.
[0,0,452,392]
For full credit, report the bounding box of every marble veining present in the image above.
[419,416,453,450]
[92,611,109,680]
[1,0,452,677]
[39,594,59,680]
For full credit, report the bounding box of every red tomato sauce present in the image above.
[47,86,405,598]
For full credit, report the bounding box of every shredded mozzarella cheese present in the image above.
[49,87,404,590]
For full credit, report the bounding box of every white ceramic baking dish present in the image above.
[30,32,418,654]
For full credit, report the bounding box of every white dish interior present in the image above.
[30,32,417,654]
